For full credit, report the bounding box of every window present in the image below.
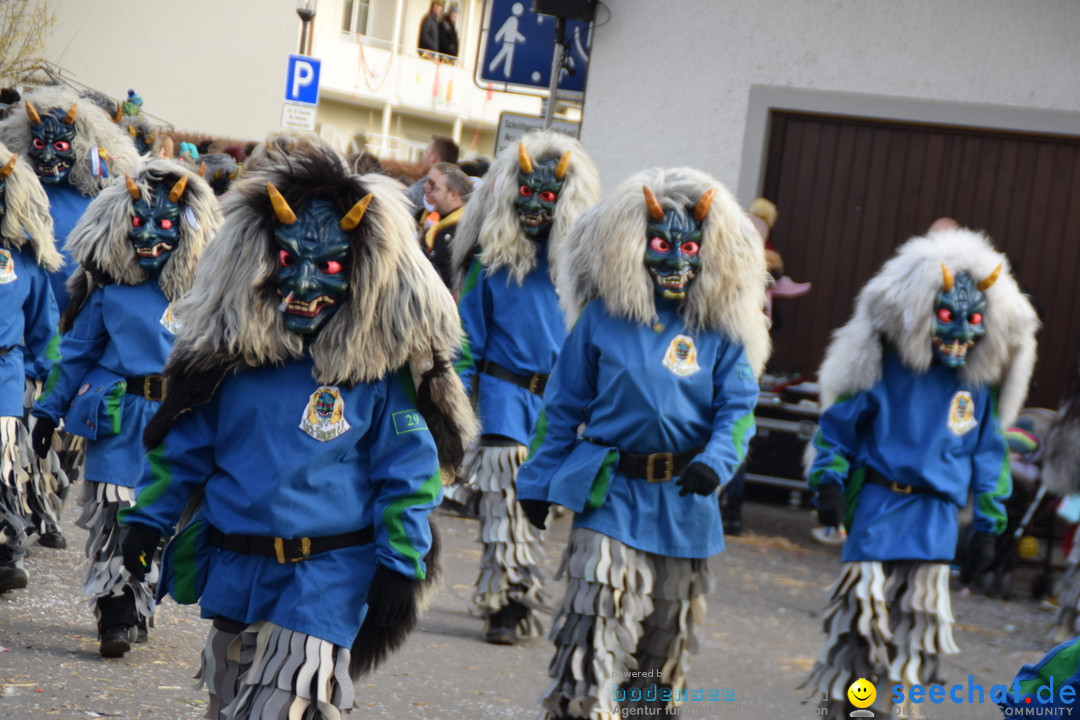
[341,0,370,34]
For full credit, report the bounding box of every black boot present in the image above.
[0,544,27,593]
[97,587,139,658]
[37,525,67,549]
[485,599,528,645]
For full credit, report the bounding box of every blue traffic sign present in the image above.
[476,0,592,98]
[285,54,321,106]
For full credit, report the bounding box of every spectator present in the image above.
[418,1,444,58]
[439,6,460,63]
[458,155,491,179]
[404,134,459,219]
[422,162,471,288]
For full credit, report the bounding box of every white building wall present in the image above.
[44,0,298,140]
[581,0,1080,196]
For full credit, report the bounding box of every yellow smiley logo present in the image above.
[847,677,876,709]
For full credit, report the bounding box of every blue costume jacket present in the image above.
[999,636,1080,713]
[516,300,759,559]
[43,184,89,315]
[121,360,442,649]
[455,253,565,445]
[0,245,59,416]
[33,281,176,487]
[809,350,1011,563]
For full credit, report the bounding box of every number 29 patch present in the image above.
[393,410,428,435]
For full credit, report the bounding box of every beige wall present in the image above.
[45,0,297,141]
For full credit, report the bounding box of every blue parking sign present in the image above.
[285,54,321,106]
[476,0,591,98]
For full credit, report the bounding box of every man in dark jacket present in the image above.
[418,2,444,57]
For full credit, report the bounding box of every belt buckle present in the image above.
[274,537,312,563]
[646,452,674,483]
[890,481,913,495]
[144,375,167,402]
[528,374,543,395]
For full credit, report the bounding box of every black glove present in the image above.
[815,483,845,527]
[120,523,162,581]
[970,530,998,575]
[30,416,57,459]
[519,499,551,530]
[366,565,417,627]
[676,462,720,497]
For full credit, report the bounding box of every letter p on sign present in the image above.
[285,54,321,106]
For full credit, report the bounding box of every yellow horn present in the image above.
[266,182,296,224]
[197,162,207,177]
[0,154,16,178]
[642,185,664,221]
[24,100,41,126]
[169,174,188,203]
[128,125,136,137]
[124,173,141,201]
[977,263,1002,292]
[517,142,533,174]
[340,193,373,231]
[693,188,717,222]
[113,102,123,123]
[62,103,77,125]
[941,262,954,292]
[554,150,571,180]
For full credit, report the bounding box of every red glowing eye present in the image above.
[132,217,143,228]
[649,237,670,252]
[32,138,45,149]
[539,190,557,202]
[318,260,344,274]
[518,185,533,197]
[278,249,294,267]
[682,241,700,256]
[158,219,173,230]
[969,313,983,325]
[53,141,71,152]
[936,308,953,323]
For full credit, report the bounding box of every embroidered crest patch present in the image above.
[159,305,182,334]
[299,386,351,441]
[0,249,16,284]
[662,334,701,377]
[947,390,978,436]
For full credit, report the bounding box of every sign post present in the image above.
[282,54,321,132]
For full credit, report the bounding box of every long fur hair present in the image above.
[0,85,139,197]
[816,227,1038,427]
[62,159,220,310]
[0,142,61,271]
[450,130,600,291]
[557,167,772,377]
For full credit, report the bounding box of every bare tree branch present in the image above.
[0,0,56,87]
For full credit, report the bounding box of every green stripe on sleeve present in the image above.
[382,469,442,580]
[731,412,754,462]
[118,443,171,522]
[585,449,618,510]
[1019,640,1080,698]
[454,260,482,375]
[526,408,549,460]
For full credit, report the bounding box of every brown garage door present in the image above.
[762,110,1080,410]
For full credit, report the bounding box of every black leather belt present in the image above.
[207,525,375,564]
[865,469,944,498]
[613,444,706,483]
[480,360,549,396]
[126,374,167,402]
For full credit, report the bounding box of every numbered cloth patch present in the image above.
[299,386,351,441]
[393,409,428,435]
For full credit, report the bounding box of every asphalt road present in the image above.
[0,489,1062,719]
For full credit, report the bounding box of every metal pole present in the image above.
[542,16,565,130]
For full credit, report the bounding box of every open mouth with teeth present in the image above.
[36,161,71,179]
[136,242,175,259]
[519,211,552,228]
[649,267,696,293]
[284,295,337,318]
[933,336,975,362]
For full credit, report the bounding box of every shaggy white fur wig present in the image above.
[557,166,772,377]
[450,129,600,291]
[63,159,221,305]
[816,227,1038,427]
[0,142,61,271]
[0,85,139,197]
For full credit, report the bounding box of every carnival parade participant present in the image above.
[516,167,771,719]
[30,159,220,657]
[0,143,64,591]
[802,226,1038,716]
[119,138,476,719]
[451,129,600,645]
